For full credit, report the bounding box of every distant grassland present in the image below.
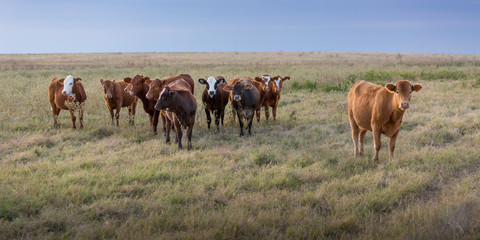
[0,52,480,239]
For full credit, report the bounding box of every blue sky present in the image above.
[1,0,479,54]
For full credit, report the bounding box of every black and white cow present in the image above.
[198,76,229,130]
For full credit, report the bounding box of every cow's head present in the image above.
[100,79,116,100]
[146,79,167,101]
[223,81,253,102]
[60,75,81,97]
[123,75,150,96]
[254,75,271,91]
[271,76,290,93]
[385,80,422,110]
[198,76,226,98]
[154,86,176,111]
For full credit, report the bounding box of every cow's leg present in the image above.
[372,126,382,162]
[205,108,211,130]
[348,114,360,157]
[127,106,132,125]
[51,105,60,128]
[161,111,167,136]
[232,108,236,123]
[237,112,244,136]
[220,109,225,127]
[272,102,278,121]
[256,107,261,122]
[152,110,159,134]
[130,102,137,125]
[187,122,194,150]
[69,109,77,129]
[247,115,254,136]
[165,117,172,144]
[115,107,120,126]
[108,108,114,125]
[215,110,220,131]
[265,105,270,121]
[174,120,183,149]
[359,130,367,156]
[388,131,399,161]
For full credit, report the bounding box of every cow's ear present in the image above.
[412,83,422,92]
[217,76,226,83]
[123,77,132,83]
[198,78,207,84]
[254,77,262,82]
[283,76,290,81]
[385,83,396,93]
[58,79,65,85]
[112,79,116,83]
[100,79,104,85]
[74,78,82,82]
[145,77,152,85]
[143,76,150,83]
[223,86,233,92]
[245,84,253,89]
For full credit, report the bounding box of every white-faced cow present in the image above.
[48,75,87,129]
[198,76,229,130]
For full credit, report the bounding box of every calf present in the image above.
[48,75,86,129]
[257,75,290,121]
[198,76,228,130]
[123,75,160,134]
[347,80,422,161]
[223,78,260,136]
[100,79,138,126]
[154,78,197,150]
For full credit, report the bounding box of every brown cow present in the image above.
[154,78,197,150]
[348,80,422,161]
[256,75,290,121]
[227,77,267,123]
[48,75,86,129]
[198,76,228,130]
[123,75,161,134]
[100,79,138,126]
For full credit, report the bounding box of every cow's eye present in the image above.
[396,91,399,94]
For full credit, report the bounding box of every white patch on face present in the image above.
[62,75,75,97]
[206,76,217,97]
[159,87,166,98]
[275,77,282,90]
[262,75,271,90]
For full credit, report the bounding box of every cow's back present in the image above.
[49,78,68,110]
[240,79,260,110]
[348,80,383,131]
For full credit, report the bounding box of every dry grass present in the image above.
[0,52,479,239]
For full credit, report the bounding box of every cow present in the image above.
[223,78,260,136]
[255,75,290,121]
[100,79,138,126]
[198,76,228,130]
[154,78,197,150]
[347,80,422,161]
[123,75,161,134]
[48,75,86,129]
[227,76,266,123]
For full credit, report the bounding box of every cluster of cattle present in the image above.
[48,73,422,161]
[48,74,290,150]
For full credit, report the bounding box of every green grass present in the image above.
[0,52,480,239]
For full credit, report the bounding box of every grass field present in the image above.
[0,52,480,239]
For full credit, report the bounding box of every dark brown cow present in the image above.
[123,75,161,134]
[255,75,290,121]
[100,79,138,126]
[223,78,261,136]
[48,75,86,129]
[154,78,197,150]
[198,76,228,130]
[348,80,422,161]
[227,77,266,123]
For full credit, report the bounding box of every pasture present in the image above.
[1,52,480,239]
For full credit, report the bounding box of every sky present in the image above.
[0,0,479,54]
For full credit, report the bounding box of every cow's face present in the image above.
[124,75,150,96]
[146,79,166,101]
[100,79,116,100]
[223,82,253,101]
[199,76,225,98]
[271,76,290,93]
[155,86,175,111]
[386,80,422,110]
[254,75,271,91]
[60,75,76,97]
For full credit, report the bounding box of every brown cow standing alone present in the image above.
[100,79,138,126]
[48,75,87,129]
[348,80,422,161]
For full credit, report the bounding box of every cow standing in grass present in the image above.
[348,80,422,161]
[198,76,229,130]
[100,79,138,126]
[224,78,260,136]
[48,75,86,129]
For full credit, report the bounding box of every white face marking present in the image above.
[62,75,76,97]
[262,75,271,90]
[159,87,166,98]
[275,77,282,90]
[206,76,217,97]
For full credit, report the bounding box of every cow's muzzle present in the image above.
[400,102,410,109]
[234,95,241,101]
[208,91,215,98]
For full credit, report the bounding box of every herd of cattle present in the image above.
[47,73,422,161]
